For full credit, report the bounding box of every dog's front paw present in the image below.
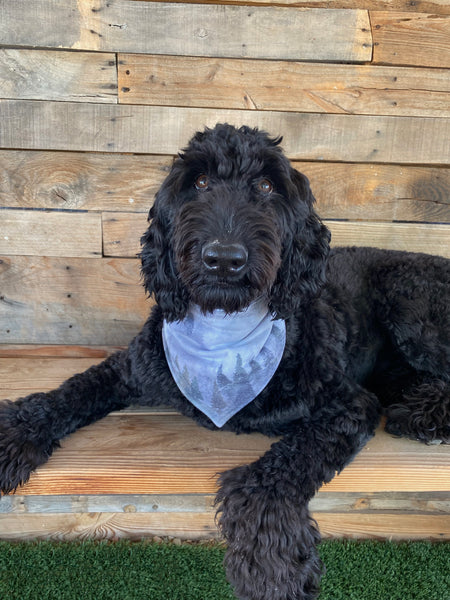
[216,465,322,600]
[0,399,53,495]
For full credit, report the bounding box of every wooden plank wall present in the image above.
[0,0,449,356]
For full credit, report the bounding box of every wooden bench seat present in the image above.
[1,351,449,542]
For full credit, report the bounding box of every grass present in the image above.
[0,539,449,600]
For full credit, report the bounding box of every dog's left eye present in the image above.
[256,179,273,194]
[195,175,209,191]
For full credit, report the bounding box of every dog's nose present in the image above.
[201,241,248,275]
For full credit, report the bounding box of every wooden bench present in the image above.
[1,398,449,541]
[1,347,450,542]
[0,0,449,541]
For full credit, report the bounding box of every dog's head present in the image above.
[141,124,330,321]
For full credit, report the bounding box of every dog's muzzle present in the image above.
[201,240,248,277]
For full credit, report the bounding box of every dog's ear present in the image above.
[140,161,190,321]
[269,168,330,318]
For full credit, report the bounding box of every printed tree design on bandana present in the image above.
[232,354,255,400]
[174,360,205,405]
[216,365,234,408]
[217,365,232,388]
[211,380,228,414]
[177,360,189,389]
[261,346,276,370]
[188,376,203,404]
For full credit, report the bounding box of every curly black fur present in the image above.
[0,124,449,599]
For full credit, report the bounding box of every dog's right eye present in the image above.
[195,175,209,191]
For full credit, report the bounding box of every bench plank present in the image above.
[14,414,450,496]
[0,345,120,359]
[0,357,104,399]
[118,54,450,118]
[1,101,449,165]
[1,511,448,542]
[3,491,448,516]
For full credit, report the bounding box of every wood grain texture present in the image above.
[0,256,150,345]
[2,100,449,165]
[0,49,117,103]
[102,212,148,257]
[0,511,218,542]
[2,152,448,223]
[127,1,450,16]
[3,490,448,516]
[329,222,450,258]
[372,11,450,67]
[0,357,104,399]
[0,1,372,62]
[118,54,450,118]
[0,150,169,212]
[301,163,450,223]
[0,345,122,359]
[314,513,450,540]
[0,210,102,257]
[13,414,450,496]
[1,511,448,541]
[101,213,450,258]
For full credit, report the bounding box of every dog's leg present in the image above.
[0,349,136,494]
[385,375,450,444]
[216,382,380,600]
[373,252,449,444]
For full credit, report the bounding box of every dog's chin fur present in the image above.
[186,281,267,315]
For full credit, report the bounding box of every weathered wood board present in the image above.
[329,222,450,257]
[0,150,168,212]
[118,54,450,118]
[0,210,102,257]
[0,1,372,62]
[372,11,450,68]
[2,151,449,223]
[0,256,149,345]
[0,357,104,399]
[1,101,449,165]
[0,345,120,359]
[3,490,448,517]
[11,414,450,496]
[103,212,147,257]
[1,511,448,541]
[125,1,450,15]
[102,213,450,258]
[302,163,450,223]
[0,49,117,103]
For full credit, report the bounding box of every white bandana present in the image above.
[162,298,286,427]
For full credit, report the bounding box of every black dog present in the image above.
[1,124,449,600]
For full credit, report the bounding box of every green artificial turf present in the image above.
[0,539,449,600]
